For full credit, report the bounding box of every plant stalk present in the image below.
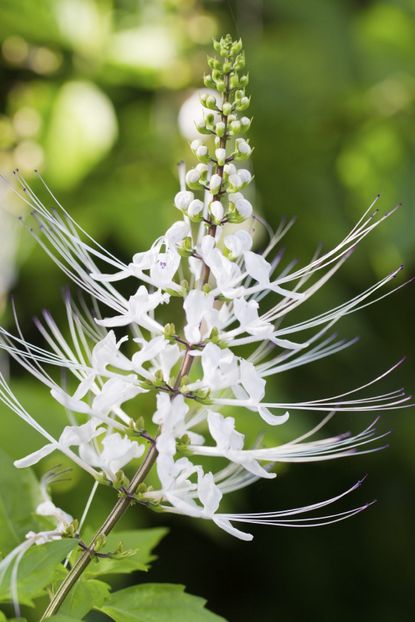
[40,442,158,620]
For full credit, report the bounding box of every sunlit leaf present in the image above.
[0,539,76,606]
[98,583,227,622]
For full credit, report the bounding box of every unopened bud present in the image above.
[210,200,224,223]
[215,148,226,166]
[222,102,232,116]
[185,168,200,188]
[188,199,204,220]
[174,190,194,211]
[209,174,222,194]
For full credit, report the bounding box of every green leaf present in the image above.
[59,578,110,618]
[45,617,83,622]
[0,449,43,556]
[98,583,227,622]
[0,539,76,606]
[83,528,168,577]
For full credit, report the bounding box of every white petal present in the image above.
[14,443,55,468]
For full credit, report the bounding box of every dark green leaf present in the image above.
[98,583,227,622]
[59,578,110,618]
[83,528,167,577]
[0,539,76,606]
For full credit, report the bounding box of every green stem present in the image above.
[40,442,158,620]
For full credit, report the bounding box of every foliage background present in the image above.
[0,0,414,620]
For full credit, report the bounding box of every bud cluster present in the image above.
[174,34,253,227]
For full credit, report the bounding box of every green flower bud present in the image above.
[215,120,226,137]
[226,207,245,224]
[203,74,215,89]
[222,102,232,116]
[236,96,251,111]
[216,79,226,93]
[195,119,211,135]
[240,116,252,132]
[212,68,222,82]
[234,52,245,71]
[153,369,164,386]
[213,39,221,53]
[231,39,243,55]
[230,120,241,135]
[178,236,194,256]
[164,323,176,339]
[194,388,212,404]
[240,73,249,87]
[205,112,215,129]
[230,73,240,89]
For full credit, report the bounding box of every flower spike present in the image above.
[0,35,411,556]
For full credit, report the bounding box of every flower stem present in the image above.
[40,442,158,620]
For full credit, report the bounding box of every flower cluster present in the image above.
[0,35,411,548]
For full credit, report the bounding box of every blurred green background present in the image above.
[0,1,414,621]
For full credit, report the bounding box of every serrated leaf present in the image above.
[59,578,110,618]
[0,539,76,606]
[83,528,167,578]
[98,583,227,622]
[0,449,44,556]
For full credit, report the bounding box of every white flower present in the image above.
[80,433,145,480]
[91,331,132,373]
[201,343,239,391]
[206,410,273,478]
[153,393,204,457]
[36,500,73,532]
[183,289,228,343]
[96,285,169,331]
[198,235,243,298]
[51,375,143,420]
[233,298,274,338]
[224,230,252,258]
[14,419,103,468]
